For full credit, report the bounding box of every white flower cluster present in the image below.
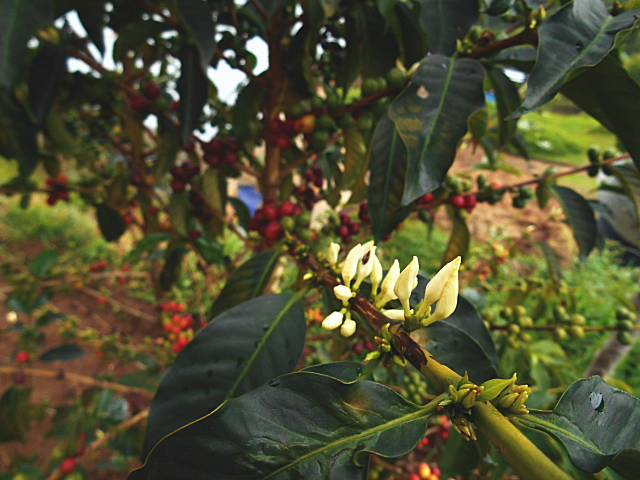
[322,241,461,337]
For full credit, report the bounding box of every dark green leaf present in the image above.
[552,186,598,260]
[521,376,640,477]
[154,114,181,178]
[484,0,514,16]
[28,43,67,126]
[131,372,437,480]
[537,242,562,286]
[0,0,54,87]
[439,430,482,477]
[168,192,189,236]
[510,0,640,118]
[487,66,520,147]
[128,232,171,262]
[112,20,170,63]
[388,55,485,205]
[390,1,429,67]
[536,170,555,209]
[367,115,412,240]
[0,91,40,178]
[376,0,397,20]
[38,344,85,362]
[36,312,65,327]
[228,197,251,230]
[159,239,187,291]
[419,0,478,56]
[28,248,58,277]
[118,368,162,393]
[192,236,223,265]
[177,45,209,143]
[302,362,364,383]
[0,387,33,443]
[142,293,306,459]
[209,251,280,318]
[359,4,400,78]
[487,46,537,72]
[442,216,469,265]
[176,0,216,73]
[96,203,127,242]
[76,2,106,55]
[561,55,640,171]
[232,80,265,143]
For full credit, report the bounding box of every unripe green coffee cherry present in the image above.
[361,78,379,97]
[288,103,305,118]
[569,314,587,326]
[602,148,617,160]
[387,67,407,91]
[310,130,330,150]
[371,97,390,116]
[513,305,526,317]
[310,96,324,111]
[375,77,387,91]
[568,325,585,339]
[518,316,533,328]
[500,306,513,319]
[357,113,374,132]
[617,320,634,332]
[326,93,340,111]
[317,114,335,131]
[519,332,532,343]
[616,307,634,321]
[553,327,567,340]
[519,186,534,199]
[296,228,314,243]
[280,216,295,232]
[296,210,312,226]
[508,324,521,335]
[617,331,633,346]
[477,173,488,189]
[587,146,601,163]
[512,197,526,209]
[482,311,496,323]
[506,336,520,349]
[553,305,568,322]
[337,114,353,130]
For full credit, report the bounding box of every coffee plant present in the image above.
[2,0,640,478]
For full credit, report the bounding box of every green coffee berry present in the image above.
[569,314,587,326]
[568,325,585,339]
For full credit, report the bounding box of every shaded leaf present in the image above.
[39,344,85,362]
[28,43,67,126]
[537,242,562,286]
[0,91,40,178]
[200,167,226,238]
[561,54,640,170]
[367,115,412,240]
[176,0,216,73]
[192,236,223,265]
[439,430,482,478]
[177,45,209,143]
[112,20,170,63]
[0,387,33,443]
[96,203,127,242]
[28,249,58,278]
[154,114,181,178]
[232,80,265,143]
[390,1,429,68]
[131,372,438,480]
[209,251,280,318]
[118,368,162,393]
[487,46,537,72]
[228,197,251,230]
[76,2,106,55]
[510,0,640,118]
[536,169,556,209]
[486,66,520,147]
[388,55,485,205]
[36,312,65,327]
[521,376,640,477]
[302,361,364,383]
[142,293,306,459]
[0,0,54,87]
[128,233,171,263]
[484,0,514,16]
[442,216,469,265]
[168,192,189,237]
[419,0,478,56]
[552,186,598,260]
[159,239,187,291]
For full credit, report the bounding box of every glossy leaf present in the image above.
[340,125,369,193]
[38,344,85,362]
[96,203,127,242]
[510,0,640,118]
[389,1,429,68]
[552,186,598,260]
[233,80,265,143]
[154,114,181,178]
[177,45,209,143]
[367,115,412,240]
[28,249,58,278]
[561,54,640,170]
[142,293,306,459]
[159,239,187,291]
[487,46,537,72]
[76,2,106,55]
[486,66,520,147]
[27,43,67,126]
[419,0,478,56]
[521,376,640,477]
[302,362,364,383]
[442,216,469,265]
[192,236,223,265]
[0,387,33,443]
[209,251,280,318]
[168,192,189,237]
[228,197,251,230]
[0,0,54,87]
[388,55,485,205]
[0,92,40,178]
[176,0,216,73]
[112,20,170,64]
[484,0,514,16]
[131,372,437,480]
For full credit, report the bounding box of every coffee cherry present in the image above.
[223,150,238,165]
[274,134,292,150]
[296,114,316,134]
[317,114,335,131]
[310,96,324,111]
[568,325,585,339]
[203,138,223,154]
[416,193,433,205]
[46,194,58,206]
[59,457,76,474]
[569,314,586,326]
[264,220,282,240]
[464,194,477,210]
[188,229,201,239]
[170,179,185,193]
[204,153,222,168]
[553,327,567,340]
[450,195,465,209]
[356,114,374,132]
[143,82,162,100]
[149,205,159,215]
[310,130,329,150]
[361,78,379,97]
[618,331,633,346]
[618,320,634,332]
[348,222,360,235]
[280,216,296,232]
[263,203,278,221]
[15,350,29,363]
[387,67,407,91]
[130,95,151,113]
[277,200,295,218]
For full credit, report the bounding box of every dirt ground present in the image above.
[0,145,582,478]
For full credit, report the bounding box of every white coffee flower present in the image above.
[322,311,344,330]
[394,256,419,315]
[340,319,357,337]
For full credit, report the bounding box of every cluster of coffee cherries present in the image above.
[45,174,70,205]
[159,301,194,354]
[201,137,241,168]
[266,117,300,150]
[129,81,178,115]
[293,166,324,210]
[334,212,361,245]
[169,161,200,193]
[615,308,636,345]
[88,259,108,273]
[248,200,314,247]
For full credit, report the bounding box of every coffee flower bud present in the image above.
[375,259,400,306]
[370,255,383,296]
[341,319,357,337]
[353,247,377,290]
[341,244,363,288]
[322,311,344,330]
[6,311,17,323]
[416,257,461,321]
[327,242,340,268]
[383,309,405,322]
[334,285,355,304]
[394,256,419,315]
